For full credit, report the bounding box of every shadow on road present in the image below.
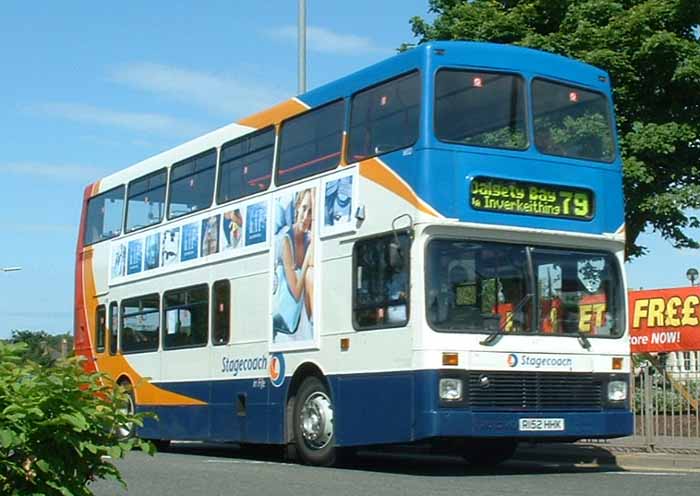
[158,442,623,477]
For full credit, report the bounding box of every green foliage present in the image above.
[8,330,74,367]
[0,342,153,495]
[409,0,700,258]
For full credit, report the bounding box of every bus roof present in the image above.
[89,41,611,193]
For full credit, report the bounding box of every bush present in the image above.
[0,342,153,495]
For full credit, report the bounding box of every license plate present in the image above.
[518,418,565,431]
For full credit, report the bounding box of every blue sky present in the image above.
[0,1,696,338]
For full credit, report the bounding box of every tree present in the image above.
[409,0,700,258]
[0,342,153,495]
[8,330,74,367]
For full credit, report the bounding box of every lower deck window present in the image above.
[109,302,118,354]
[212,280,230,345]
[353,233,410,329]
[95,305,106,352]
[121,294,160,353]
[163,284,208,349]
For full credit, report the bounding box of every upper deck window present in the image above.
[168,149,217,219]
[218,127,274,204]
[84,185,125,246]
[435,69,527,150]
[125,168,167,233]
[276,100,344,186]
[532,78,615,162]
[347,71,420,162]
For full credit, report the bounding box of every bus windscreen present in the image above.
[426,240,624,338]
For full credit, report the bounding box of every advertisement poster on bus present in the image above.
[246,200,268,246]
[271,186,317,351]
[221,208,244,251]
[181,222,199,262]
[629,287,700,353]
[127,239,143,275]
[161,227,180,267]
[320,170,356,238]
[201,214,220,256]
[110,243,126,279]
[144,232,160,270]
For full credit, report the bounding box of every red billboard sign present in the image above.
[629,287,700,353]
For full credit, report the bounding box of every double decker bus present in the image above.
[75,41,631,466]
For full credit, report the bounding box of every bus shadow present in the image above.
[160,442,623,477]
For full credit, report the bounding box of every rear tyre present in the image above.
[116,382,136,440]
[292,377,336,466]
[462,439,517,466]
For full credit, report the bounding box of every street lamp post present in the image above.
[298,0,307,94]
[687,268,698,287]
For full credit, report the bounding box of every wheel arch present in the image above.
[284,362,331,444]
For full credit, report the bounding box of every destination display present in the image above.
[470,177,594,220]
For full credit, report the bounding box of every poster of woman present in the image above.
[271,187,316,349]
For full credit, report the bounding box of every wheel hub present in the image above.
[299,391,334,450]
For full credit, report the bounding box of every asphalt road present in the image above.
[90,444,700,496]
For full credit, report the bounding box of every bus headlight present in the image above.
[439,378,463,401]
[607,380,627,401]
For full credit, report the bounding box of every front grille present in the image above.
[465,371,602,410]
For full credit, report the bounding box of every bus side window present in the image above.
[109,302,118,355]
[348,71,420,161]
[353,233,410,329]
[276,100,344,186]
[163,285,208,350]
[95,305,106,353]
[212,280,230,345]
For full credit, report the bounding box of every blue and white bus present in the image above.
[75,41,631,466]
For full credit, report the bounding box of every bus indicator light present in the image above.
[442,352,459,366]
[612,357,623,370]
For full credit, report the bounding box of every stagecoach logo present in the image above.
[269,353,286,388]
[507,353,574,369]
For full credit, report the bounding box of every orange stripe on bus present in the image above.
[96,356,206,406]
[238,98,309,129]
[359,158,442,217]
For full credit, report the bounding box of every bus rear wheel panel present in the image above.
[292,376,336,466]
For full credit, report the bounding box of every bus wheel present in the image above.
[462,439,517,466]
[116,382,136,440]
[293,377,336,466]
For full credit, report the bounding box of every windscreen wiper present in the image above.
[577,331,591,350]
[479,293,533,346]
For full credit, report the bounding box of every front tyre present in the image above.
[293,377,336,466]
